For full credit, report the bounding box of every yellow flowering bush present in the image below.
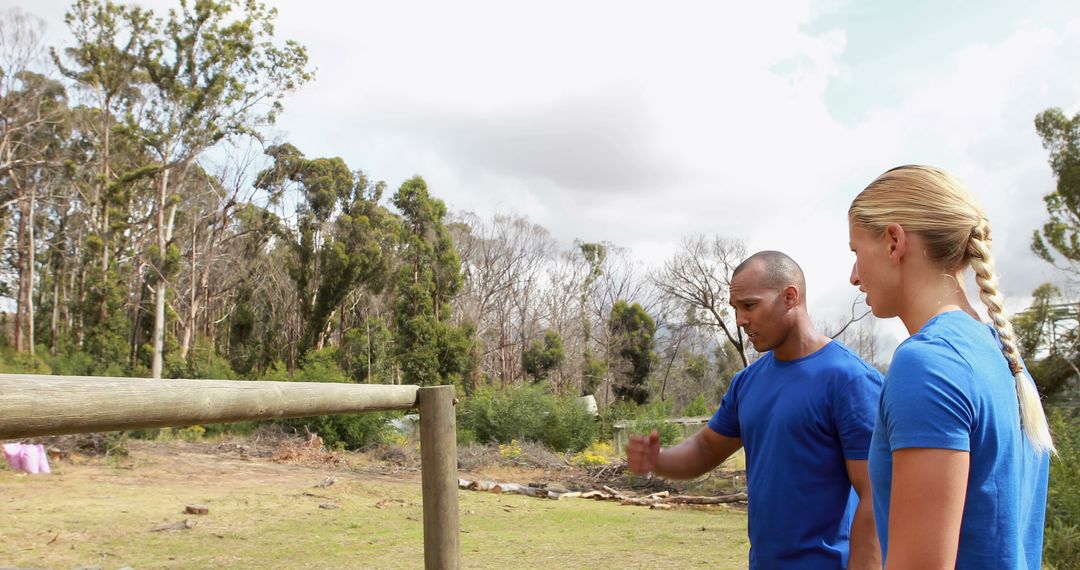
[499,439,523,459]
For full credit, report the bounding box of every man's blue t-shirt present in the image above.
[868,311,1050,569]
[708,341,882,569]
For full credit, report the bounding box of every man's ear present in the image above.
[783,285,799,308]
[884,223,908,263]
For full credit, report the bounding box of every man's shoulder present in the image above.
[816,341,883,380]
[735,352,773,376]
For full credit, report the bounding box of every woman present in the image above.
[847,165,1053,569]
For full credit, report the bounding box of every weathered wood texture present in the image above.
[0,374,419,439]
[419,385,460,570]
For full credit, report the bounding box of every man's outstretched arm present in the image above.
[627,427,742,480]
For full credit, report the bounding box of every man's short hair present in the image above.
[732,250,806,294]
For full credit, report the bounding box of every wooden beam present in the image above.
[419,385,460,570]
[0,374,419,439]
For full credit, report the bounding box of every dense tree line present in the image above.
[1,0,885,416]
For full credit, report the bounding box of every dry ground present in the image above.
[0,437,749,569]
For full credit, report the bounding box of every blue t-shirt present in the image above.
[868,311,1050,569]
[708,341,883,570]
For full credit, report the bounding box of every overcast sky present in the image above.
[8,0,1080,351]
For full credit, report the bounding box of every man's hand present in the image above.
[626,427,741,480]
[626,430,661,475]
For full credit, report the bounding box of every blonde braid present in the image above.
[968,221,1057,455]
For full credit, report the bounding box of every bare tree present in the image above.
[819,297,884,371]
[653,234,749,367]
[450,212,556,387]
[826,293,873,340]
[0,9,66,356]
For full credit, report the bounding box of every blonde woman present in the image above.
[847,165,1053,569]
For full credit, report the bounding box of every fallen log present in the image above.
[601,485,626,500]
[665,493,747,505]
[457,477,745,508]
[468,480,499,492]
[493,483,548,498]
[619,492,747,507]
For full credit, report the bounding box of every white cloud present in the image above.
[8,0,1080,358]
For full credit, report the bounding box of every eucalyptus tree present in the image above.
[608,299,656,405]
[0,9,68,356]
[522,329,565,384]
[254,144,398,368]
[53,0,152,275]
[1033,108,1080,279]
[392,176,475,387]
[132,0,312,377]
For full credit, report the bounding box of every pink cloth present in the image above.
[3,443,50,474]
[3,443,22,471]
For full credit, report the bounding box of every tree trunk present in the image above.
[151,163,177,379]
[128,279,144,369]
[74,249,86,347]
[26,183,36,356]
[100,99,112,276]
[50,266,60,355]
[13,204,25,353]
[178,212,198,361]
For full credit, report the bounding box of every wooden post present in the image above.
[419,385,459,570]
[0,374,419,439]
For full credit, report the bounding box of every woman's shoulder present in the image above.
[889,331,974,385]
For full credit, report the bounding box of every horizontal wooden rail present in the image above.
[0,374,420,440]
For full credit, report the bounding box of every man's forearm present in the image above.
[652,434,715,480]
[848,500,882,570]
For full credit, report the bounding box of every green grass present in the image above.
[0,443,748,569]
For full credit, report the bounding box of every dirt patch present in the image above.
[7,431,744,502]
[0,437,750,569]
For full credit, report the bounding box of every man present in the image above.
[627,251,882,569]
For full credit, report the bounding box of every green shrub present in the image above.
[165,340,237,380]
[456,426,477,447]
[598,400,639,442]
[541,395,598,453]
[42,350,98,376]
[202,421,261,438]
[1045,408,1080,569]
[457,384,598,452]
[630,400,681,446]
[1045,520,1080,570]
[459,384,550,445]
[266,349,397,450]
[681,394,712,418]
[0,348,52,374]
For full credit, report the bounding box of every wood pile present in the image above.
[457,478,746,509]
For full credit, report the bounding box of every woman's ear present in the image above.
[884,223,908,263]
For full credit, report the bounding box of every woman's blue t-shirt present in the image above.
[868,311,1050,569]
[708,340,882,569]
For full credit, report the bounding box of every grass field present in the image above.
[0,441,749,569]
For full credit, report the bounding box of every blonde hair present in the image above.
[850,165,1055,455]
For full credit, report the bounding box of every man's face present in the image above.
[728,263,794,353]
